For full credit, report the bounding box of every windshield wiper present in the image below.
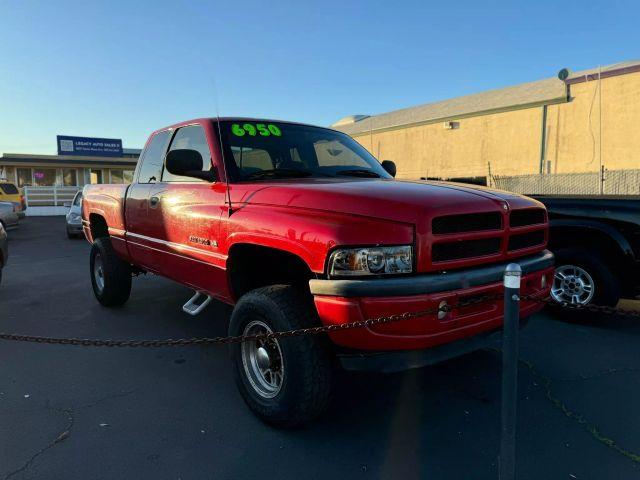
[243,168,313,180]
[336,169,381,178]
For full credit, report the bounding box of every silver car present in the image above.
[65,191,83,238]
[0,220,7,286]
[0,201,19,232]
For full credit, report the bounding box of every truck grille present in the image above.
[432,237,501,262]
[508,230,545,251]
[510,208,545,227]
[432,212,502,234]
[429,208,547,266]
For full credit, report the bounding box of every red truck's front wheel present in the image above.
[90,238,132,307]
[229,285,333,428]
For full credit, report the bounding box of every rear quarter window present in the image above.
[0,183,19,194]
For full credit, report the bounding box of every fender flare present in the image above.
[549,219,636,260]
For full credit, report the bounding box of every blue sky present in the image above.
[1,0,638,154]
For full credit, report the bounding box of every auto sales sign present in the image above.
[57,135,123,157]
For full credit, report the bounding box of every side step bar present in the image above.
[182,291,213,316]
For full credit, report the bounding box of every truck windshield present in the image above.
[218,121,391,181]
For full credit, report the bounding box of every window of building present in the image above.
[17,168,33,188]
[123,170,134,183]
[33,168,56,186]
[90,169,104,184]
[162,125,212,182]
[110,170,124,183]
[138,130,171,183]
[62,168,77,186]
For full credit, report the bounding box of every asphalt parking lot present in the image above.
[1,217,639,479]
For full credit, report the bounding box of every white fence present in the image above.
[24,186,81,216]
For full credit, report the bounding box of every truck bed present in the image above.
[81,183,129,233]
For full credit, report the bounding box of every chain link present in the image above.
[522,294,640,318]
[0,293,503,348]
[0,293,636,348]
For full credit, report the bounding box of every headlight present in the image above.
[328,246,413,277]
[69,212,81,220]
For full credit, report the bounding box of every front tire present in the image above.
[90,237,132,307]
[229,285,333,428]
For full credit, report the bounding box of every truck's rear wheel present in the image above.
[229,285,333,428]
[550,247,620,307]
[90,237,132,307]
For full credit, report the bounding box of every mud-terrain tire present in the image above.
[551,247,620,308]
[229,285,333,428]
[90,237,132,307]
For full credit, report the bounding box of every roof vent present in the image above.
[331,115,370,127]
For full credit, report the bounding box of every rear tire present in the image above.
[90,237,132,307]
[551,247,620,307]
[229,285,333,428]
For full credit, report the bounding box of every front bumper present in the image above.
[309,250,553,352]
[338,317,528,373]
[66,221,83,234]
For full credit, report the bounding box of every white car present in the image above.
[65,191,83,239]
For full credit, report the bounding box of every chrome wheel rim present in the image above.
[551,264,595,305]
[241,320,284,398]
[93,253,105,293]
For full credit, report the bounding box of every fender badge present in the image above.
[189,235,212,246]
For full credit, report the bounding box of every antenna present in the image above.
[212,79,233,215]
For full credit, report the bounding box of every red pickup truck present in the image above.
[82,117,553,427]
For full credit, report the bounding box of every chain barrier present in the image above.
[0,293,636,348]
[0,293,502,348]
[521,295,640,318]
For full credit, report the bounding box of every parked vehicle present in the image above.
[82,118,553,427]
[0,181,26,219]
[65,191,83,238]
[0,221,7,286]
[0,201,19,231]
[532,196,640,307]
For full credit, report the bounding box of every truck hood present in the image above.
[232,178,542,224]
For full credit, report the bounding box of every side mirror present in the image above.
[381,160,396,177]
[165,149,217,182]
[63,202,71,208]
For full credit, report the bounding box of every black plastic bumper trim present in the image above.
[338,318,529,373]
[309,250,554,297]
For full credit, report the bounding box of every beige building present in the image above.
[333,60,640,186]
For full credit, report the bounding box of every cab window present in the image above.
[162,125,212,182]
[138,130,171,183]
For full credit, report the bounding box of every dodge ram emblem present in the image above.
[189,235,212,246]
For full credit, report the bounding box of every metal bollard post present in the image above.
[500,263,521,480]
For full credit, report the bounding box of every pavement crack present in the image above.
[520,358,640,465]
[3,406,74,480]
[77,389,136,410]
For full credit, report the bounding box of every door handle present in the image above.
[149,196,160,208]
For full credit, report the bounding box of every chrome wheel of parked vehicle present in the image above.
[551,264,595,305]
[229,285,333,428]
[241,320,284,398]
[93,253,105,293]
